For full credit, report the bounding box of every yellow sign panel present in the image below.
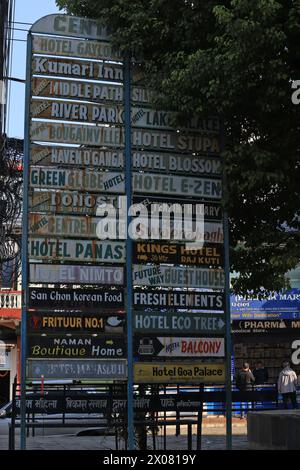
[134,362,225,384]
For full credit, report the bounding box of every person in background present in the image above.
[236,362,255,391]
[277,361,298,409]
[253,361,269,385]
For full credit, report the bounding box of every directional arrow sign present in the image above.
[134,336,225,358]
[27,335,126,359]
[133,311,225,334]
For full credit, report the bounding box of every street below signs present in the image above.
[134,363,225,384]
[133,242,223,267]
[29,264,124,285]
[30,145,124,168]
[30,122,219,153]
[134,337,225,358]
[27,359,127,380]
[133,265,225,288]
[30,122,125,147]
[13,392,232,414]
[28,238,125,263]
[29,191,119,216]
[32,56,124,82]
[32,77,152,105]
[28,287,124,310]
[133,289,224,310]
[28,313,124,334]
[33,36,122,61]
[133,312,225,334]
[133,173,222,199]
[27,335,126,358]
[30,168,125,193]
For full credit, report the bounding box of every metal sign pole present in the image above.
[224,208,232,449]
[124,54,135,450]
[221,118,232,450]
[20,32,32,450]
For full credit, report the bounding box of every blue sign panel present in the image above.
[231,289,300,320]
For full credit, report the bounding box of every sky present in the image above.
[7,0,61,138]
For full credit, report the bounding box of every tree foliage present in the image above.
[56,0,300,294]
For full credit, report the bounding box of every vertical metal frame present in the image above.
[124,54,135,450]
[224,208,232,449]
[20,32,32,450]
[19,24,230,453]
[221,117,232,450]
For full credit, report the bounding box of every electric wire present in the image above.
[0,0,22,288]
[12,21,32,26]
[6,0,16,136]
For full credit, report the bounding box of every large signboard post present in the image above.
[22,13,231,450]
[21,14,129,450]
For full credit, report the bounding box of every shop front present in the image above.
[0,290,21,402]
[0,335,18,405]
[232,319,300,384]
[231,288,300,385]
[0,342,13,405]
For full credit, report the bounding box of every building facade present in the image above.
[231,268,300,384]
